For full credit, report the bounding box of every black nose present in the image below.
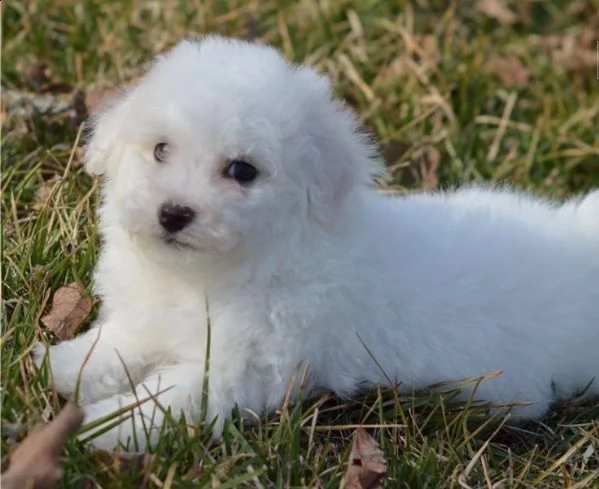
[158,202,196,233]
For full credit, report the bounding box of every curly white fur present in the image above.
[35,35,599,451]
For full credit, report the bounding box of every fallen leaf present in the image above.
[475,0,517,25]
[486,56,532,88]
[340,428,387,489]
[41,282,92,340]
[1,403,84,489]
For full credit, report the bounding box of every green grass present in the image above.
[2,0,599,487]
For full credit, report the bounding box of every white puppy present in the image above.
[36,36,599,451]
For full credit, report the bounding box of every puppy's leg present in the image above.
[33,322,147,404]
[79,363,206,451]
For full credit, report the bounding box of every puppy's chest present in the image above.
[210,283,321,340]
[137,276,324,364]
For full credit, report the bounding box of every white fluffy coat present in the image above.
[35,36,599,451]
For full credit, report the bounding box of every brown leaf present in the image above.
[475,0,517,25]
[486,56,532,88]
[1,403,84,489]
[340,429,387,489]
[41,282,92,340]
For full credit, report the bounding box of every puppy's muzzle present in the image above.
[158,202,196,233]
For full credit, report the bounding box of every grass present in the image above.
[2,0,599,487]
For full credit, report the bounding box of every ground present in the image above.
[2,0,599,487]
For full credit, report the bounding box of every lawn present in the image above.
[2,0,599,487]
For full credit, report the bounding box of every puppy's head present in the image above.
[86,36,382,260]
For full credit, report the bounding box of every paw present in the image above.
[31,341,47,369]
[32,340,102,403]
[32,341,80,400]
[79,397,164,451]
[32,334,142,405]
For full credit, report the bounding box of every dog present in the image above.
[34,35,599,451]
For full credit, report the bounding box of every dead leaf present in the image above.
[486,56,532,88]
[1,403,84,489]
[340,428,387,489]
[475,0,517,25]
[41,282,92,340]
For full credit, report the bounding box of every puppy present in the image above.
[35,35,599,451]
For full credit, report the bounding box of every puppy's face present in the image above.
[87,37,380,261]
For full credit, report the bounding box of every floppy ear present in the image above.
[303,104,384,222]
[83,90,132,176]
[292,67,384,223]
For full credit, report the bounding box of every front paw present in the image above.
[32,341,47,370]
[32,332,139,405]
[79,397,163,452]
[32,341,80,400]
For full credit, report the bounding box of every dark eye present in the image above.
[224,159,258,184]
[154,142,168,163]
